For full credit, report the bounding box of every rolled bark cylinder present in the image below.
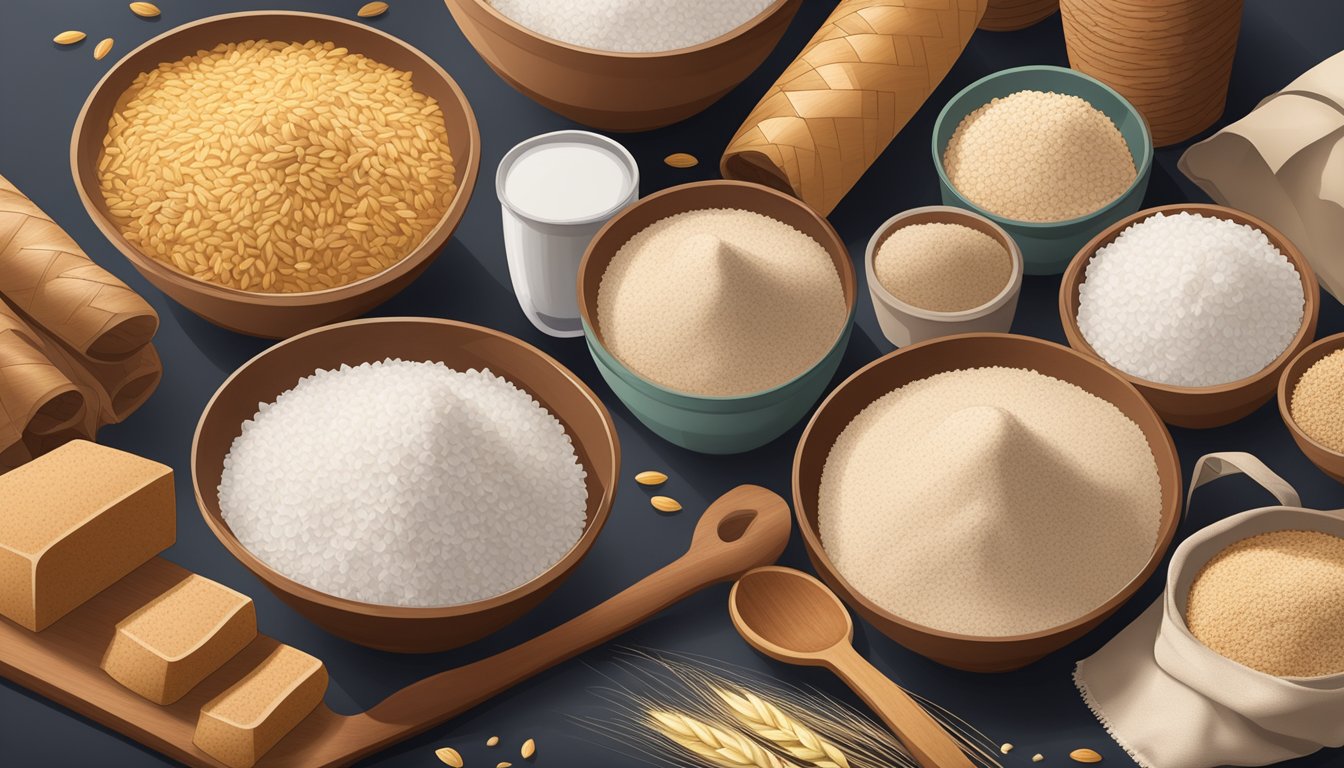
[722,0,987,216]
[0,303,89,472]
[0,173,159,361]
[1059,0,1243,147]
[980,0,1058,31]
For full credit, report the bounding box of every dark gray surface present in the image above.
[2,1,1343,766]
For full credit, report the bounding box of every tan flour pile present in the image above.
[818,366,1163,637]
[1186,529,1344,678]
[597,208,847,397]
[1290,349,1344,453]
[874,222,1011,312]
[943,90,1135,222]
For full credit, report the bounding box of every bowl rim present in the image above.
[455,0,797,59]
[577,179,857,403]
[863,205,1024,322]
[930,64,1155,230]
[792,331,1184,646]
[1277,330,1344,460]
[1059,203,1321,396]
[190,316,620,620]
[70,10,481,307]
[495,129,640,227]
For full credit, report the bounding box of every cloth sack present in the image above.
[1075,452,1344,768]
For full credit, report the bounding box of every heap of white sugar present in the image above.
[486,0,774,53]
[943,90,1136,222]
[218,359,588,607]
[818,366,1163,637]
[874,222,1012,312]
[597,208,847,397]
[1077,212,1304,387]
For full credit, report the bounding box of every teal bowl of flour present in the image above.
[576,180,857,455]
[932,65,1153,275]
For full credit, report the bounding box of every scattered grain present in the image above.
[1000,743,1014,754]
[497,763,513,768]
[1185,529,1344,677]
[521,738,536,759]
[651,496,682,513]
[358,1,389,17]
[818,366,1162,637]
[664,153,699,169]
[944,90,1134,222]
[54,30,86,45]
[1033,754,1045,762]
[1070,748,1102,763]
[597,208,846,397]
[635,470,668,486]
[129,2,161,17]
[874,222,1011,312]
[94,37,114,60]
[97,40,457,294]
[1290,348,1344,453]
[436,746,464,767]
[487,735,500,747]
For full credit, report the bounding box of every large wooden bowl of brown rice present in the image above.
[71,12,480,338]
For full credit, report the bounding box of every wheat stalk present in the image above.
[649,710,804,768]
[713,687,851,768]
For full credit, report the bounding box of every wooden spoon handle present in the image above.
[829,645,973,768]
[359,485,792,737]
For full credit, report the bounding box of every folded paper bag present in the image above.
[1075,452,1344,768]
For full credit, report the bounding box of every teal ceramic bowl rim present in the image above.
[581,301,857,405]
[930,64,1155,230]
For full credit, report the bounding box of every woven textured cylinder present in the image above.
[980,0,1058,31]
[1060,0,1242,146]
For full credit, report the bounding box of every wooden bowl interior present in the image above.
[193,319,618,618]
[72,11,479,305]
[1279,332,1344,459]
[578,181,857,353]
[793,333,1183,644]
[1061,204,1320,395]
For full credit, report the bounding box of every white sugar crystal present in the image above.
[486,0,775,53]
[218,359,588,607]
[1077,212,1304,388]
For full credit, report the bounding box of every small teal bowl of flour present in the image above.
[578,181,856,455]
[932,65,1153,276]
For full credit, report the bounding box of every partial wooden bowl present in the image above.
[1060,204,1320,429]
[1279,332,1344,483]
[980,0,1059,31]
[793,333,1182,672]
[442,0,801,131]
[71,12,480,339]
[192,318,619,653]
[578,180,856,454]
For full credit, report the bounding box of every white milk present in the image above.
[504,141,632,223]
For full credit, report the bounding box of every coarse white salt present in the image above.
[1077,212,1304,388]
[486,0,774,53]
[217,359,588,607]
[943,90,1135,222]
[874,222,1011,312]
[596,207,847,397]
[818,367,1163,637]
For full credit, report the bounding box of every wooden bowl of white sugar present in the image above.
[442,0,801,131]
[192,318,619,653]
[793,333,1182,672]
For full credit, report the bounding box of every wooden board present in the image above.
[0,556,340,768]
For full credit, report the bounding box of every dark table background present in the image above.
[3,1,1343,766]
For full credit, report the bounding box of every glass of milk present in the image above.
[497,131,639,337]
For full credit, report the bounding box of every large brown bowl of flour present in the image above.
[793,333,1182,672]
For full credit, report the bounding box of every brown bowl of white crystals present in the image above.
[72,12,480,338]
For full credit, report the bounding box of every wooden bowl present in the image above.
[442,0,801,131]
[793,333,1183,672]
[577,180,856,454]
[1060,204,1320,429]
[1279,332,1344,482]
[71,12,481,339]
[192,318,619,653]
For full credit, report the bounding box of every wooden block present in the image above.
[101,574,258,704]
[194,644,328,768]
[0,440,174,631]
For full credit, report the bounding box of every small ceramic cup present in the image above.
[864,206,1023,347]
[497,130,638,337]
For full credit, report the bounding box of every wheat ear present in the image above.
[713,686,851,768]
[649,710,803,768]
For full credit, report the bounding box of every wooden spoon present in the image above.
[261,484,793,767]
[729,566,972,768]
